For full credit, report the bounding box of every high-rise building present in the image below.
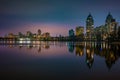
[26,31,33,38]
[86,13,94,40]
[109,19,118,35]
[42,32,50,38]
[38,29,41,35]
[69,29,74,37]
[105,13,118,38]
[37,29,42,39]
[105,12,113,24]
[94,25,108,40]
[8,33,15,38]
[105,12,113,34]
[75,26,84,37]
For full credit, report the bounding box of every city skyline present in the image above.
[0,0,120,36]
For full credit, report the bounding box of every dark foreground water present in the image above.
[0,41,120,80]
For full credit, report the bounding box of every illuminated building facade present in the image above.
[42,32,50,38]
[105,13,118,39]
[76,26,84,37]
[86,13,94,40]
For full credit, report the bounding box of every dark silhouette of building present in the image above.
[105,12,113,24]
[38,29,41,35]
[69,29,75,37]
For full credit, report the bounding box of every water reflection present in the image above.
[67,42,74,53]
[0,41,120,70]
[68,42,120,69]
[95,42,120,69]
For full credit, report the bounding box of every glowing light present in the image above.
[19,38,24,41]
[19,38,24,43]
[19,38,31,44]
[19,40,23,44]
[86,49,90,54]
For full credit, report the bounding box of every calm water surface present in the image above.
[0,41,120,80]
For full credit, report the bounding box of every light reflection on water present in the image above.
[0,41,120,80]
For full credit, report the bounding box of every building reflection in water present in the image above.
[68,41,120,69]
[68,42,74,53]
[75,42,84,56]
[0,41,120,69]
[94,42,120,70]
[85,42,94,69]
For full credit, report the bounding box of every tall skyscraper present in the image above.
[105,12,113,34]
[105,13,118,37]
[86,13,94,40]
[105,12,113,24]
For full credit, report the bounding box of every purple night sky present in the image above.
[0,0,120,36]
